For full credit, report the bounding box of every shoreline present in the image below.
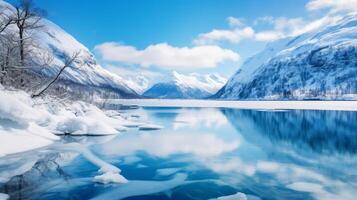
[107,99,357,111]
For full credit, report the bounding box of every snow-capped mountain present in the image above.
[215,14,357,100]
[0,0,138,99]
[143,71,226,99]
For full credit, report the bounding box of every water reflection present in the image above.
[222,109,357,155]
[1,107,357,200]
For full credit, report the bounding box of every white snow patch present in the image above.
[0,90,58,157]
[0,193,9,200]
[55,104,128,136]
[94,171,128,184]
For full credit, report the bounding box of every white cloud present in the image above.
[263,15,341,38]
[254,16,275,25]
[195,14,343,44]
[194,27,255,45]
[306,0,357,13]
[227,16,244,27]
[255,31,284,42]
[194,0,349,44]
[94,42,239,69]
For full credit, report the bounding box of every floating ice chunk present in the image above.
[94,171,128,184]
[55,104,129,135]
[56,117,119,136]
[139,124,163,131]
[92,173,188,200]
[216,192,247,200]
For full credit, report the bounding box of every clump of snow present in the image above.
[0,90,51,125]
[94,171,128,184]
[0,90,58,157]
[0,193,9,200]
[55,103,128,136]
[138,123,164,131]
[80,144,127,184]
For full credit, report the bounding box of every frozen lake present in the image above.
[1,106,357,199]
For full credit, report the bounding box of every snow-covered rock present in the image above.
[0,0,138,99]
[216,14,357,100]
[143,71,226,99]
[94,171,128,184]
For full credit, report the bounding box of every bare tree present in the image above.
[0,5,15,33]
[14,0,46,66]
[32,51,81,98]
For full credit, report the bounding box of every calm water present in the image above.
[1,107,357,200]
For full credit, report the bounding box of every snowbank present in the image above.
[0,193,9,200]
[0,89,136,157]
[0,90,58,157]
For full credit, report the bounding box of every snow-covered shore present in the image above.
[108,99,357,111]
[0,88,142,157]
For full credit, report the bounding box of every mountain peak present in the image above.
[217,14,357,100]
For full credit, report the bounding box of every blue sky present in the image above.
[7,0,351,87]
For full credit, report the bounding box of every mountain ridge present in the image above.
[143,71,226,99]
[215,13,357,100]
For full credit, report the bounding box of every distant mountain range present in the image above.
[143,71,226,99]
[215,14,357,100]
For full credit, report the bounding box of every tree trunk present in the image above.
[19,29,24,66]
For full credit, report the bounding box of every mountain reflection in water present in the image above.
[0,107,356,200]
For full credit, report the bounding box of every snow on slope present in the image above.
[0,0,138,98]
[216,13,357,100]
[143,71,227,99]
[0,87,142,156]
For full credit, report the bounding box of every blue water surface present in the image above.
[1,107,357,200]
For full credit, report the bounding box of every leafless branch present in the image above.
[31,51,81,98]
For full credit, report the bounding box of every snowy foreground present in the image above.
[108,99,357,111]
[0,88,166,187]
[0,88,158,158]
